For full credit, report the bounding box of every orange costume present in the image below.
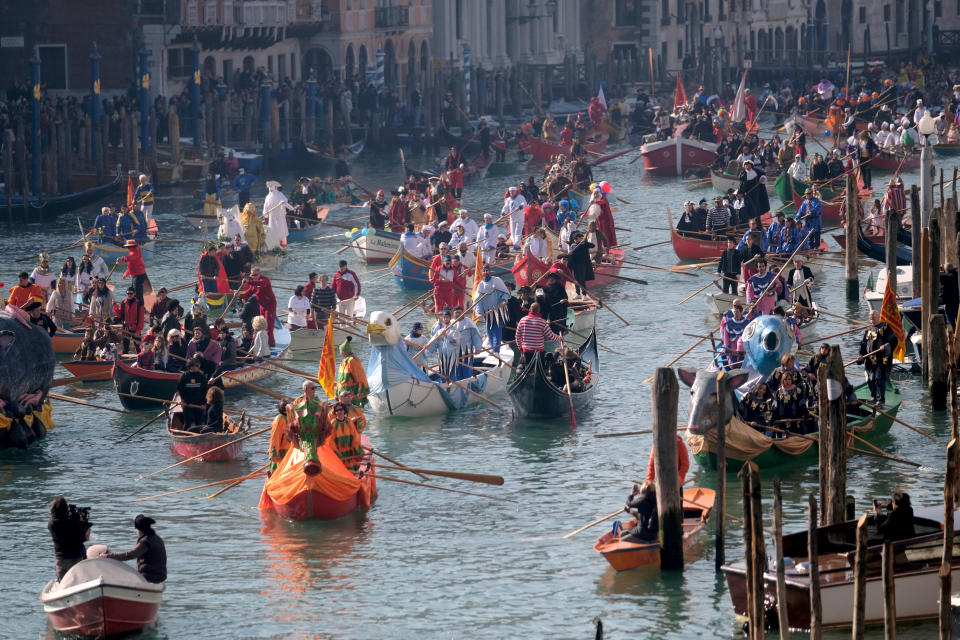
[267,411,294,475]
[645,435,691,486]
[7,283,44,308]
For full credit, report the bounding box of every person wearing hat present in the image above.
[720,298,750,365]
[262,180,294,249]
[100,514,167,584]
[449,220,470,248]
[746,257,781,315]
[335,337,368,406]
[677,201,701,233]
[232,166,257,208]
[25,299,57,337]
[118,239,148,304]
[787,153,809,183]
[795,187,822,249]
[405,322,429,356]
[738,159,770,217]
[7,271,44,308]
[730,190,754,229]
[501,185,528,247]
[566,230,596,295]
[787,256,815,317]
[476,213,499,264]
[473,263,512,348]
[238,266,278,346]
[429,247,460,313]
[431,220,452,252]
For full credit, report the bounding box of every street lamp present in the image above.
[918,111,936,228]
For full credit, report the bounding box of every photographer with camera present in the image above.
[873,491,916,542]
[48,497,92,581]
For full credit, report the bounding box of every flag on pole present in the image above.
[471,243,484,320]
[126,174,135,208]
[879,274,906,362]
[673,74,687,110]
[597,85,607,109]
[316,315,337,398]
[731,71,749,123]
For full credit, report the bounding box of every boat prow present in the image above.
[41,558,164,638]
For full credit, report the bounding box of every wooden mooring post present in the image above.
[940,438,958,640]
[845,173,859,300]
[883,539,897,639]
[885,210,899,295]
[923,217,942,382]
[772,477,790,639]
[715,369,727,572]
[912,186,922,300]
[652,367,683,570]
[931,314,949,410]
[740,461,765,640]
[851,513,869,639]
[817,345,846,525]
[809,494,822,639]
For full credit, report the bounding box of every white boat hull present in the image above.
[352,232,401,264]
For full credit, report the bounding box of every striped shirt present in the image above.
[515,313,562,353]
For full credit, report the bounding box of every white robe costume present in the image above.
[262,180,294,250]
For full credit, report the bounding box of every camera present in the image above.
[67,504,91,522]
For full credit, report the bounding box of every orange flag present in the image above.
[673,74,688,110]
[316,315,337,398]
[879,274,905,362]
[126,174,135,208]
[471,242,484,320]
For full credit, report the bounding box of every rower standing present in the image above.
[858,309,898,405]
[786,256,815,317]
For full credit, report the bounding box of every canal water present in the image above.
[1,132,955,639]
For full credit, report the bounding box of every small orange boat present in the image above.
[60,360,114,382]
[593,487,715,571]
[51,331,84,355]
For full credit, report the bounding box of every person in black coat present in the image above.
[213,328,239,377]
[239,293,259,329]
[567,231,595,295]
[165,329,188,372]
[874,491,915,542]
[717,237,743,295]
[621,482,659,543]
[48,497,92,580]
[541,273,569,335]
[200,386,224,433]
[102,515,167,584]
[502,282,524,344]
[738,159,770,216]
[786,256,816,312]
[158,300,183,340]
[676,201,703,232]
[177,358,208,428]
[858,309,900,405]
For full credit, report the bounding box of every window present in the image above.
[37,44,67,90]
[278,53,286,78]
[896,0,904,31]
[455,0,462,39]
[677,39,683,59]
[267,55,273,74]
[661,41,667,67]
[290,53,296,81]
[719,0,725,20]
[936,0,942,17]
[884,4,891,20]
[615,0,641,26]
[662,0,670,25]
[859,6,866,22]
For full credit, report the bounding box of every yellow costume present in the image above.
[241,203,266,253]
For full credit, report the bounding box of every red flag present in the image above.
[126,174,135,208]
[674,74,688,110]
[879,274,906,362]
[316,315,337,398]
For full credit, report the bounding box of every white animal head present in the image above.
[367,311,401,346]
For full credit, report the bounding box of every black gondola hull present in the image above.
[507,331,599,419]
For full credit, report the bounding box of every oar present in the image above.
[132,468,269,502]
[844,347,884,368]
[138,425,272,479]
[16,238,85,263]
[563,327,626,356]
[416,359,508,414]
[373,463,504,485]
[594,429,651,439]
[598,272,648,286]
[642,326,719,384]
[576,288,630,326]
[861,402,939,443]
[561,345,577,430]
[799,324,867,347]
[207,463,271,498]
[119,409,168,443]
[622,260,698,277]
[847,430,921,468]
[562,508,624,539]
[364,447,430,481]
[632,239,672,251]
[50,371,116,387]
[676,277,721,305]
[376,474,514,502]
[49,392,152,418]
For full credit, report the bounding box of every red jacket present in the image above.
[645,435,690,485]
[122,246,146,278]
[332,269,361,300]
[240,276,277,315]
[119,297,144,333]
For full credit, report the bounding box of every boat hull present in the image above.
[641,137,717,176]
[52,332,84,355]
[507,332,598,419]
[0,171,122,220]
[350,228,402,264]
[390,248,432,291]
[61,360,114,382]
[594,488,714,571]
[521,130,609,162]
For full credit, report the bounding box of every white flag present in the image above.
[731,71,748,123]
[597,86,607,109]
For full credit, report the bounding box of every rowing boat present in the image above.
[594,488,715,571]
[60,359,114,382]
[508,330,599,419]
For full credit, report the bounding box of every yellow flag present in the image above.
[316,315,337,398]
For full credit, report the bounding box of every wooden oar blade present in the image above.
[376,463,504,485]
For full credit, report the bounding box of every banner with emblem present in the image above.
[879,274,905,361]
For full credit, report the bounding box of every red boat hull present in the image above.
[46,587,160,637]
[262,470,377,521]
[51,332,84,355]
[520,130,609,162]
[61,360,114,382]
[791,194,843,224]
[641,137,717,176]
[671,228,727,260]
[589,248,626,287]
[170,437,244,461]
[870,152,920,172]
[513,248,625,288]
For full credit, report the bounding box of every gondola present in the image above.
[507,330,599,419]
[855,223,912,265]
[112,324,290,409]
[0,169,122,220]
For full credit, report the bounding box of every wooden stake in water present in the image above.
[817,345,847,526]
[845,173,859,300]
[809,494,822,640]
[652,367,682,571]
[940,438,957,640]
[715,370,727,573]
[851,513,869,639]
[930,314,950,410]
[882,539,897,639]
[772,477,790,639]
